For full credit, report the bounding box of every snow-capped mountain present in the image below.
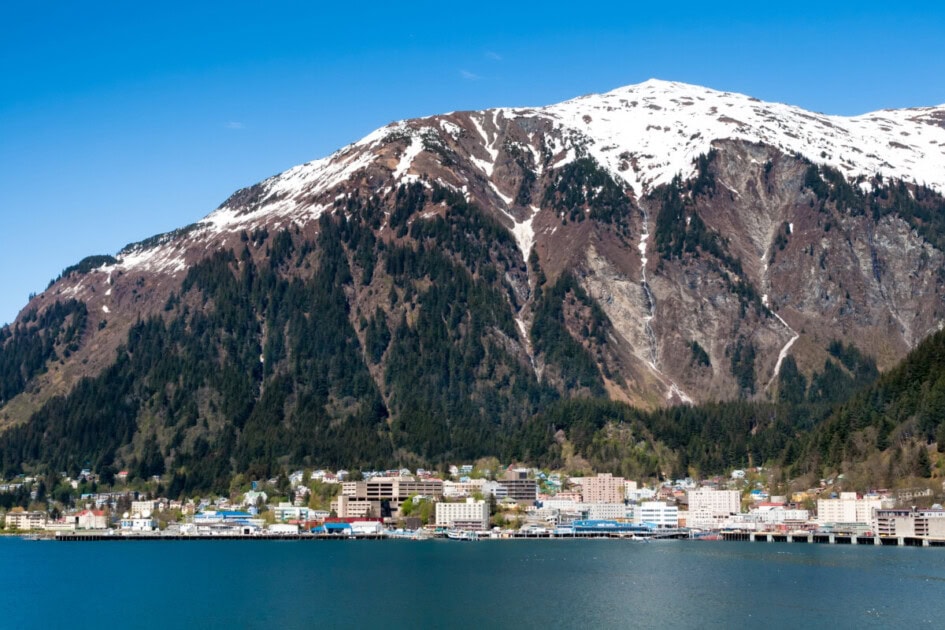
[3,80,945,476]
[110,79,945,276]
[545,79,945,194]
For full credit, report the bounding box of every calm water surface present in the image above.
[1,538,943,629]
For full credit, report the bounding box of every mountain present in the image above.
[2,79,945,488]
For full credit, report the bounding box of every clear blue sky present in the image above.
[2,1,944,325]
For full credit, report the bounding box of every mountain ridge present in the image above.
[32,79,945,285]
[3,80,945,484]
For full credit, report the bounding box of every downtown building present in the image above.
[435,498,490,531]
[873,507,945,538]
[333,477,444,518]
[579,473,627,504]
[687,488,741,529]
[635,501,679,528]
[816,492,888,532]
[498,470,538,504]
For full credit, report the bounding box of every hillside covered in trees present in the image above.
[4,80,945,496]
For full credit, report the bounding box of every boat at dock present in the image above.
[446,529,480,541]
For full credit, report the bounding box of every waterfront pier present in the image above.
[719,531,945,547]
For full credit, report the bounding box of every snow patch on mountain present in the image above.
[438,120,463,140]
[393,136,424,181]
[541,79,945,194]
[512,206,540,261]
[468,113,499,177]
[770,324,799,381]
[488,181,514,207]
[117,241,189,275]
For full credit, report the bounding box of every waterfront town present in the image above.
[3,463,944,544]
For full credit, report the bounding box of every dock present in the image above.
[719,531,945,547]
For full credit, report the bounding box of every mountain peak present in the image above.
[539,79,945,195]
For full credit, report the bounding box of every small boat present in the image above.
[446,529,480,541]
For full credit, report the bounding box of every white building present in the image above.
[636,501,679,528]
[746,506,810,526]
[351,521,384,535]
[272,502,311,522]
[44,519,78,533]
[540,498,583,511]
[716,504,812,531]
[120,516,157,532]
[76,509,107,529]
[268,523,300,535]
[627,487,657,503]
[435,498,489,531]
[586,503,630,521]
[817,492,883,526]
[4,510,47,531]
[688,488,741,529]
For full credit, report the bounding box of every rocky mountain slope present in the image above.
[2,79,945,483]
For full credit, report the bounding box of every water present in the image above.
[2,538,943,629]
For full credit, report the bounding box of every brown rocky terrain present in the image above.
[2,80,945,475]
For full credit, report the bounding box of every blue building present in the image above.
[312,522,353,535]
[571,520,654,535]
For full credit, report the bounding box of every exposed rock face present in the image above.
[4,79,945,439]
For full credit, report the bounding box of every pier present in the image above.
[719,531,945,547]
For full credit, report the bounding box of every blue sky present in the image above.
[2,1,944,325]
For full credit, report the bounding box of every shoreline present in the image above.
[29,530,945,546]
